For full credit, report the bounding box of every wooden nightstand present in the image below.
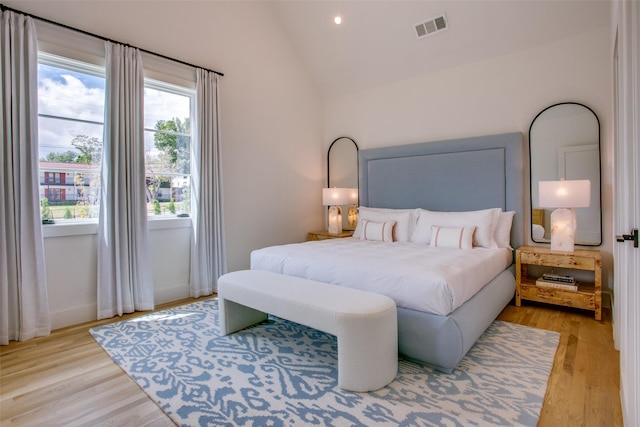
[515,245,602,320]
[307,230,354,241]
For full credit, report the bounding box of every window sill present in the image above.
[42,216,191,238]
[42,220,97,238]
[148,216,192,230]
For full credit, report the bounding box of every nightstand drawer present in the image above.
[519,252,596,271]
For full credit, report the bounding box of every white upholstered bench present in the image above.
[218,270,398,392]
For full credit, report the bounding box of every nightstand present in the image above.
[307,230,354,241]
[515,245,602,320]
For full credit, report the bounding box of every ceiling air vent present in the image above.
[414,14,448,40]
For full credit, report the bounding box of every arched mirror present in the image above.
[529,102,602,246]
[328,136,359,230]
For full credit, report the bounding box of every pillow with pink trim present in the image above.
[360,220,395,242]
[430,225,476,249]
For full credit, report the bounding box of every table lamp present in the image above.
[538,179,591,252]
[322,188,352,234]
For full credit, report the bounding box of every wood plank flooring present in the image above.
[497,302,623,427]
[1,297,623,426]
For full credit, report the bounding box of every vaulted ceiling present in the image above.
[270,1,611,98]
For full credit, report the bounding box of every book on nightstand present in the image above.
[541,273,576,284]
[535,277,578,291]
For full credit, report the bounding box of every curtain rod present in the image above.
[0,3,224,77]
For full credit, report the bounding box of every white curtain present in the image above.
[97,42,153,319]
[190,69,226,297]
[0,11,50,345]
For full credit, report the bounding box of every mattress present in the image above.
[250,238,512,316]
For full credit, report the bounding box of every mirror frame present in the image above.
[327,136,359,195]
[528,101,602,246]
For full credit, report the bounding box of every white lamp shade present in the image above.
[322,188,353,206]
[539,180,591,208]
[348,188,358,204]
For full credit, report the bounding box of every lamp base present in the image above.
[550,208,576,252]
[346,205,358,230]
[327,205,342,234]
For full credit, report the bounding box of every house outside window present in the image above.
[44,188,65,202]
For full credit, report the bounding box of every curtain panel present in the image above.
[97,42,153,319]
[0,10,50,345]
[190,69,226,297]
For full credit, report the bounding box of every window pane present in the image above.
[144,85,191,131]
[144,85,192,216]
[38,63,104,122]
[38,61,105,221]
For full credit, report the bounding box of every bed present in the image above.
[251,132,524,372]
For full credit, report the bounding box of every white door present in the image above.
[613,2,639,426]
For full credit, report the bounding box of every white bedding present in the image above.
[250,238,512,316]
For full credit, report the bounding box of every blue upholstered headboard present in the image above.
[359,132,524,249]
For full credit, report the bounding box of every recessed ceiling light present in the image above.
[334,16,342,25]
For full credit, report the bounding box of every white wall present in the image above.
[43,231,98,329]
[43,221,193,329]
[324,25,614,290]
[8,1,325,329]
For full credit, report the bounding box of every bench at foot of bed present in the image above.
[217,269,398,392]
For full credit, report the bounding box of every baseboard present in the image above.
[50,284,191,331]
[51,304,97,330]
[154,284,190,305]
[609,291,620,351]
[602,290,612,310]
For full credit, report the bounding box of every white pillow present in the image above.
[430,225,475,249]
[495,211,516,249]
[360,220,395,242]
[412,208,501,248]
[353,207,417,242]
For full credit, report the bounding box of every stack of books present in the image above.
[535,273,578,291]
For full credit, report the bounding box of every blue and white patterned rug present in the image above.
[90,298,559,427]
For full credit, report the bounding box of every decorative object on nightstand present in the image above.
[322,187,352,234]
[538,179,591,252]
[515,245,602,320]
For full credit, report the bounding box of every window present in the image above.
[37,53,105,220]
[144,81,193,217]
[37,53,194,221]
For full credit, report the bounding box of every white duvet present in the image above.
[250,238,512,316]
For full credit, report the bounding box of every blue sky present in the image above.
[38,63,105,90]
[37,62,190,159]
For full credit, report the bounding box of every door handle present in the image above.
[616,229,639,248]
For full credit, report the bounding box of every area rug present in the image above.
[90,298,559,427]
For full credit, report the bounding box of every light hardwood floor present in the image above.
[1,297,623,427]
